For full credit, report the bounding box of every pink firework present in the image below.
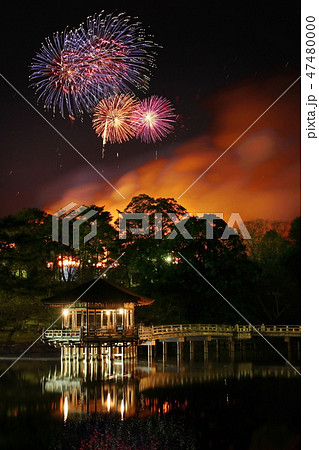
[133,96,176,143]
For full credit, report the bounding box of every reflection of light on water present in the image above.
[63,396,68,422]
[107,393,111,412]
[121,398,124,421]
[163,401,170,414]
[43,358,300,422]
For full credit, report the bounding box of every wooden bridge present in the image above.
[137,323,301,359]
[42,324,300,357]
[138,324,301,341]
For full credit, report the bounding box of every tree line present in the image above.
[0,194,300,342]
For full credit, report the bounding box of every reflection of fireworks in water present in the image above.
[133,96,176,143]
[92,94,139,157]
[30,12,158,118]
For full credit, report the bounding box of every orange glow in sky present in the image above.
[45,76,300,223]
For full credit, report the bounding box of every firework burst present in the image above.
[73,12,158,94]
[29,31,91,117]
[30,12,158,118]
[92,94,139,151]
[132,96,176,143]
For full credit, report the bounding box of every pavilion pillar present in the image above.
[60,347,64,375]
[109,345,114,361]
[147,343,154,369]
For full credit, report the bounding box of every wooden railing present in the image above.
[42,327,137,342]
[43,329,81,340]
[42,324,301,344]
[138,324,301,341]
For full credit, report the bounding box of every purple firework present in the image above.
[29,12,158,118]
[29,31,92,118]
[132,96,176,143]
[72,12,158,94]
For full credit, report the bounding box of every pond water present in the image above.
[0,343,300,449]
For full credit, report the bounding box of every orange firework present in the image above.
[92,94,139,155]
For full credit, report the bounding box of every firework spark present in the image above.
[133,96,176,143]
[30,12,158,118]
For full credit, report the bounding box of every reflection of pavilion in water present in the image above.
[43,349,190,420]
[42,347,300,422]
[44,347,139,420]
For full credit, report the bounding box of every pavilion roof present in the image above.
[41,278,154,306]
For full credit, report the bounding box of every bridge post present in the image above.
[147,343,152,363]
[147,341,156,366]
[189,340,194,360]
[229,339,235,358]
[177,341,182,359]
[215,339,219,356]
[162,341,167,367]
[203,340,208,360]
[162,341,167,359]
[284,337,292,355]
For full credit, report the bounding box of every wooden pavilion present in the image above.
[41,278,154,361]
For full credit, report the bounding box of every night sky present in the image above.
[1,0,301,221]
